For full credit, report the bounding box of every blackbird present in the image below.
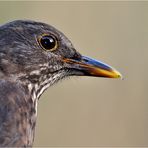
[0,20,121,147]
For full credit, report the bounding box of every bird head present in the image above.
[0,20,121,98]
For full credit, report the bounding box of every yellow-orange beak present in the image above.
[63,56,122,78]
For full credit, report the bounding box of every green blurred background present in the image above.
[0,1,147,147]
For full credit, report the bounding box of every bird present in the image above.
[0,20,121,147]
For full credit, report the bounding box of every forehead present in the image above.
[4,20,73,48]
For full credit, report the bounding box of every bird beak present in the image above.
[63,56,122,78]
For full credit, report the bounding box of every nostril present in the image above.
[81,56,89,63]
[83,58,89,62]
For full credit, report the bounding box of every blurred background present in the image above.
[0,1,147,147]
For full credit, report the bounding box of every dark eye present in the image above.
[39,35,57,51]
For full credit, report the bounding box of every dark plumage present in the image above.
[0,20,121,147]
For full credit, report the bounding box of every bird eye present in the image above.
[38,35,57,51]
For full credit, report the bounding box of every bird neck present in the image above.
[0,79,37,147]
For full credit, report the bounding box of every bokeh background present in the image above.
[0,1,147,147]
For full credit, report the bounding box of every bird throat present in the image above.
[21,68,67,103]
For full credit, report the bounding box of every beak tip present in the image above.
[113,70,123,79]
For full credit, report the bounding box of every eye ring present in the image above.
[38,34,58,51]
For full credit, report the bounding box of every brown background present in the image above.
[0,1,147,147]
